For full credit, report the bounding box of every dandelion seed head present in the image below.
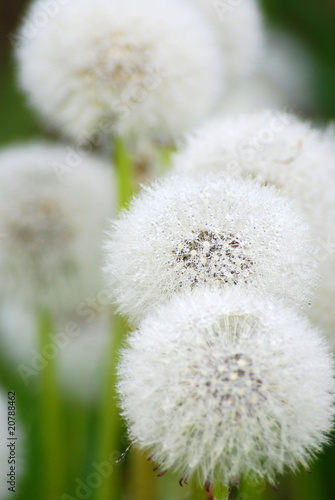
[173,110,335,342]
[118,288,335,484]
[0,143,114,310]
[173,111,335,238]
[16,0,224,143]
[105,174,318,323]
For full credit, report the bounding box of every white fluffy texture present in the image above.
[191,0,264,80]
[172,111,335,341]
[0,143,114,311]
[0,391,23,499]
[118,288,335,484]
[105,174,317,324]
[16,0,224,143]
[0,302,109,402]
[173,111,335,239]
[219,30,317,114]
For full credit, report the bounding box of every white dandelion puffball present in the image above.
[173,110,335,236]
[118,288,335,485]
[0,143,114,311]
[16,0,224,143]
[191,0,264,80]
[0,391,24,498]
[0,301,109,402]
[104,174,317,323]
[172,110,335,340]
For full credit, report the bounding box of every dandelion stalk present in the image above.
[95,136,135,500]
[66,401,90,490]
[114,136,135,208]
[38,309,64,500]
[156,143,176,175]
[95,312,126,500]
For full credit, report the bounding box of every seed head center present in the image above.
[173,230,254,286]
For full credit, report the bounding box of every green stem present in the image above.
[95,312,126,500]
[114,136,135,208]
[156,144,176,176]
[94,136,136,500]
[38,309,64,500]
[66,401,90,493]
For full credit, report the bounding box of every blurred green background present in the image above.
[0,1,335,500]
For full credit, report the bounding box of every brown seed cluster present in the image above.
[173,230,254,287]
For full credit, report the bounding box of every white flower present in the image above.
[172,110,335,233]
[16,0,224,144]
[104,174,317,323]
[0,143,114,311]
[172,110,335,341]
[0,301,109,402]
[118,288,335,485]
[191,0,264,80]
[0,391,24,499]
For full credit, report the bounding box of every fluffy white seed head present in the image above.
[191,0,264,80]
[173,110,335,341]
[104,174,318,323]
[173,111,335,236]
[16,0,224,143]
[118,288,335,485]
[0,143,114,311]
